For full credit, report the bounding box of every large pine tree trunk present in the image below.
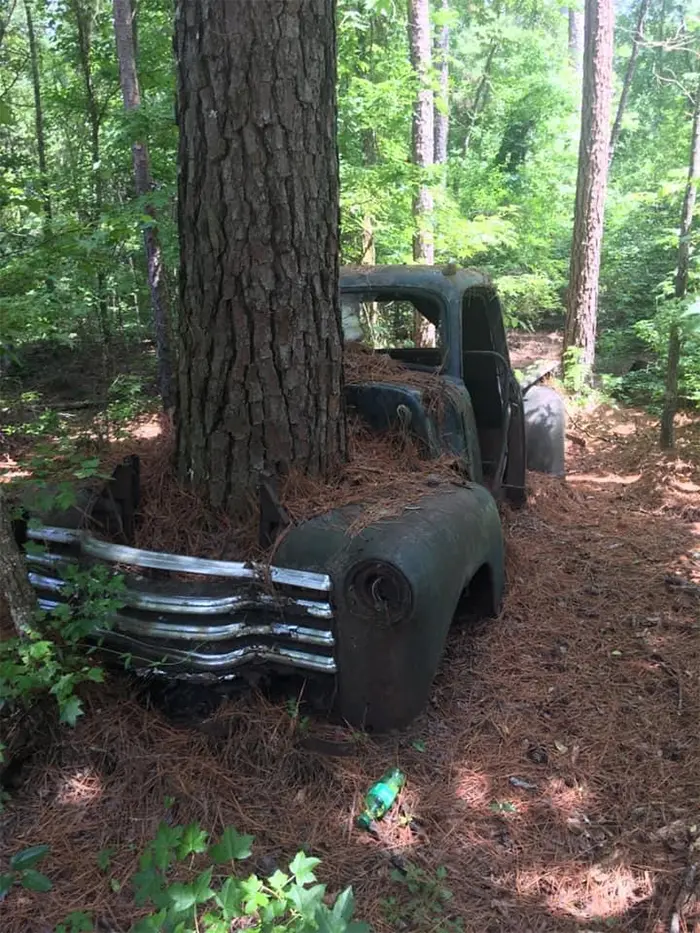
[660,78,700,449]
[563,0,614,379]
[174,0,346,516]
[113,0,174,410]
[433,0,449,165]
[24,0,51,229]
[408,0,434,265]
[608,0,649,164]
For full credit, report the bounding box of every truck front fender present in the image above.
[275,483,504,731]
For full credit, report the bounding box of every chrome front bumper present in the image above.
[25,525,337,679]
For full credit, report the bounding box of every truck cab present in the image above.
[339,264,527,505]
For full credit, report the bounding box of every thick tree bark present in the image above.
[0,489,36,637]
[563,0,615,379]
[568,7,584,76]
[408,0,434,266]
[113,0,174,410]
[609,0,649,165]
[660,78,700,449]
[24,0,50,229]
[433,0,449,165]
[174,0,346,516]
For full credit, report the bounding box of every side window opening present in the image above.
[341,293,444,359]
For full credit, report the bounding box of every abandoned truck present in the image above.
[17,265,565,731]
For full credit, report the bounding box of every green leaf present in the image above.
[332,886,356,922]
[289,851,321,885]
[209,826,254,863]
[176,823,209,860]
[289,881,326,915]
[192,866,215,904]
[97,847,115,871]
[10,844,50,871]
[166,882,197,913]
[152,823,183,870]
[59,695,83,727]
[55,911,93,933]
[268,869,290,892]
[20,869,53,892]
[0,873,14,899]
[215,876,243,920]
[239,874,269,914]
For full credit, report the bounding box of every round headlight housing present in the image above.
[344,560,414,626]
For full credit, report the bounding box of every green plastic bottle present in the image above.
[357,768,405,830]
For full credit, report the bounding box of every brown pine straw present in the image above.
[102,346,467,561]
[3,401,700,932]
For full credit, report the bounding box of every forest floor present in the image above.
[1,338,700,932]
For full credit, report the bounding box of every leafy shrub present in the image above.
[3,828,370,933]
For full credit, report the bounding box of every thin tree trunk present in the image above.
[0,490,36,637]
[24,0,51,229]
[563,0,615,380]
[568,7,584,75]
[464,42,496,156]
[174,0,346,516]
[72,0,110,348]
[0,0,17,52]
[609,0,649,165]
[660,77,700,449]
[408,0,434,266]
[408,0,435,347]
[434,0,449,165]
[112,0,174,410]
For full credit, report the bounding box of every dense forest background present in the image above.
[1,0,699,410]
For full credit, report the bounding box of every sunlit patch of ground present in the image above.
[2,396,700,931]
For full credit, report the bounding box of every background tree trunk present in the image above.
[463,42,496,156]
[563,0,615,380]
[660,77,700,449]
[433,0,449,165]
[24,0,50,230]
[568,7,584,76]
[408,0,435,346]
[0,490,36,637]
[71,0,110,348]
[608,0,649,165]
[112,0,174,410]
[174,0,346,516]
[408,0,434,266]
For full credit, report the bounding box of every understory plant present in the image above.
[2,826,370,933]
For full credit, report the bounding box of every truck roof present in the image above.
[339,264,494,299]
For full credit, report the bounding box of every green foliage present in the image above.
[0,556,122,726]
[0,845,53,901]
[382,863,460,933]
[0,466,124,772]
[125,822,369,932]
[1,0,700,408]
[1,828,370,931]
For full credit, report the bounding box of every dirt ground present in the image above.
[2,390,700,931]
